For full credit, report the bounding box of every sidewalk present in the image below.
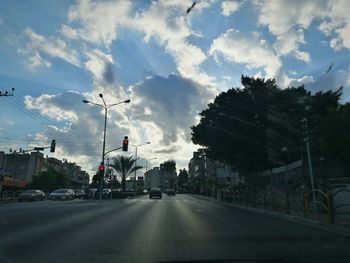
[191,194,350,236]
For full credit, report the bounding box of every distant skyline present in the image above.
[1,0,350,176]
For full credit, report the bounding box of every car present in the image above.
[74,189,85,199]
[49,189,75,201]
[18,189,45,202]
[149,188,162,199]
[83,188,98,200]
[166,189,175,196]
[94,188,112,199]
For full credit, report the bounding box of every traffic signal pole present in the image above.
[100,107,108,201]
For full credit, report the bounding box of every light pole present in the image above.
[83,94,130,200]
[130,142,150,191]
[301,117,317,211]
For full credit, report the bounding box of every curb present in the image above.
[190,194,350,237]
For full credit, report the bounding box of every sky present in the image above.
[1,0,350,179]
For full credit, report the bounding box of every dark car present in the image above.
[149,188,162,199]
[166,189,175,196]
[74,189,85,199]
[49,189,75,201]
[18,189,45,202]
[94,188,112,199]
[83,188,97,200]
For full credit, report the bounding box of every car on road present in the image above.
[82,188,98,200]
[149,188,162,199]
[74,189,85,199]
[18,189,45,202]
[166,189,175,196]
[49,189,75,201]
[94,188,112,199]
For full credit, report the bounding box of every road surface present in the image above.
[0,194,349,263]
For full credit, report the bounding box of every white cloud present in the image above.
[209,29,281,78]
[131,0,216,86]
[254,0,328,61]
[285,74,314,88]
[60,24,79,40]
[66,0,131,46]
[221,1,242,17]
[23,73,215,174]
[84,49,115,90]
[18,28,81,69]
[24,90,136,175]
[322,0,350,51]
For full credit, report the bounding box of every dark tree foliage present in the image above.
[160,160,176,172]
[90,173,100,188]
[177,169,189,188]
[29,167,70,193]
[318,102,350,171]
[191,75,342,173]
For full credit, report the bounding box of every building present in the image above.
[0,150,89,198]
[145,167,160,190]
[188,150,243,194]
[0,151,44,185]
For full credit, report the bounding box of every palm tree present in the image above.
[108,155,143,192]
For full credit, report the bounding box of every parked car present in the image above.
[49,189,75,201]
[74,189,85,199]
[94,188,111,199]
[166,189,176,196]
[18,189,45,202]
[83,188,98,200]
[149,188,162,199]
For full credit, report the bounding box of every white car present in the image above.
[49,189,75,201]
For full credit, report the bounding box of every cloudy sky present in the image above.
[1,0,350,178]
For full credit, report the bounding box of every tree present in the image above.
[90,172,100,188]
[191,75,343,177]
[177,169,188,189]
[108,155,143,192]
[318,102,350,173]
[29,167,70,193]
[160,160,177,189]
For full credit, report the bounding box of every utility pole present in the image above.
[301,117,317,211]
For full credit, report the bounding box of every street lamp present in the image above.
[83,93,130,200]
[130,142,150,190]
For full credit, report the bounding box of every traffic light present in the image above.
[122,136,129,151]
[98,163,105,177]
[50,140,56,153]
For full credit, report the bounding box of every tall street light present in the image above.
[130,142,150,190]
[83,94,130,199]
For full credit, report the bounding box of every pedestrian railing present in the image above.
[304,189,332,223]
[217,186,350,226]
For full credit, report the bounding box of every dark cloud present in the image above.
[130,73,215,145]
[103,62,115,85]
[154,146,180,154]
[305,73,337,93]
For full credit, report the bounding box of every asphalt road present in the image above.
[0,194,349,263]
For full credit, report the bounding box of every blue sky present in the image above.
[1,0,350,177]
